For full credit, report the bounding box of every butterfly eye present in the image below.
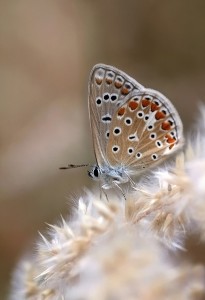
[94,167,99,177]
[88,166,101,179]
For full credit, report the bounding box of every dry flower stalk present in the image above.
[10,108,205,299]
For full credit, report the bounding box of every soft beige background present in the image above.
[1,1,205,298]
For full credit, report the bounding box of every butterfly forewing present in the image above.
[88,64,144,167]
[106,89,183,172]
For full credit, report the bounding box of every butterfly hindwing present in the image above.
[88,64,144,167]
[106,89,183,172]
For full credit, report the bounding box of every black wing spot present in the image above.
[102,115,112,123]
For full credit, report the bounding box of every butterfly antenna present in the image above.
[59,164,89,170]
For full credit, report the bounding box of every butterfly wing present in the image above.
[106,89,183,173]
[88,64,144,168]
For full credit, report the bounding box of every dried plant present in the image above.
[10,107,205,299]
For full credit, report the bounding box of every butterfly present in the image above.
[61,64,183,190]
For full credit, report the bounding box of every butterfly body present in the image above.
[88,164,131,189]
[87,64,183,189]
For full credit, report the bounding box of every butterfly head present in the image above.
[88,165,130,189]
[88,165,101,180]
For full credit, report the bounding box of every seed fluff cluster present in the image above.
[10,108,205,299]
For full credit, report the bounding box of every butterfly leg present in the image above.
[124,172,137,190]
[129,177,137,190]
[113,182,126,201]
[99,182,109,202]
[103,189,109,202]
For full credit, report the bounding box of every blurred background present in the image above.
[1,0,205,298]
